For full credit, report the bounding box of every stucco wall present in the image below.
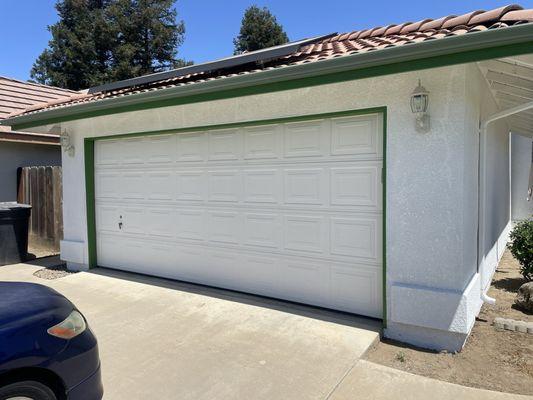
[0,141,61,202]
[511,133,533,220]
[465,64,512,293]
[27,63,507,350]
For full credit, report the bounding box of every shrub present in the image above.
[395,351,406,363]
[507,218,533,281]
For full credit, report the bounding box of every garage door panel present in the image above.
[97,231,383,317]
[284,119,329,158]
[96,139,122,166]
[96,172,121,199]
[177,171,206,201]
[177,132,207,162]
[284,168,326,205]
[121,137,145,164]
[101,235,143,270]
[121,172,145,200]
[330,264,381,315]
[208,170,241,202]
[177,210,206,242]
[146,134,175,164]
[149,243,179,274]
[121,207,145,235]
[330,217,381,262]
[280,259,329,304]
[284,215,326,254]
[96,205,120,233]
[206,251,240,286]
[243,213,281,249]
[330,165,381,209]
[331,115,381,157]
[175,246,209,280]
[207,211,242,244]
[97,233,123,267]
[243,124,281,160]
[95,113,384,318]
[208,129,242,160]
[147,171,175,200]
[243,169,281,204]
[147,208,175,238]
[238,255,280,294]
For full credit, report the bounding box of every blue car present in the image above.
[0,282,103,400]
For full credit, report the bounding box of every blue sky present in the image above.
[1,0,532,82]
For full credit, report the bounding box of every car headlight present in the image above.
[47,310,87,339]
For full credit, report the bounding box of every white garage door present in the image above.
[94,113,383,317]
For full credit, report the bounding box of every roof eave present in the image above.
[0,130,60,145]
[4,23,533,130]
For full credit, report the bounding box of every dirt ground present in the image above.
[27,241,59,260]
[366,250,533,396]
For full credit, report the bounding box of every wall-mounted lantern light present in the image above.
[410,79,430,133]
[60,130,75,157]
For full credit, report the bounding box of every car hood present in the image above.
[0,282,74,327]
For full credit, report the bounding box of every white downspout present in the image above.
[478,100,533,305]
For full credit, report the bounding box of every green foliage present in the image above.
[31,0,190,90]
[31,0,111,90]
[395,351,406,363]
[507,218,533,281]
[106,0,188,81]
[233,5,288,54]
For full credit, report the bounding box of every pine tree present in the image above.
[31,0,189,90]
[31,0,111,90]
[233,5,289,54]
[106,0,189,81]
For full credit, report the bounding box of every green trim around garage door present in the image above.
[84,106,388,321]
[381,108,387,327]
[84,139,97,269]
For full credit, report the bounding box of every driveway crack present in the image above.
[323,358,360,400]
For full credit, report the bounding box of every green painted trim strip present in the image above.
[9,36,533,131]
[84,106,388,322]
[381,109,388,328]
[84,139,97,269]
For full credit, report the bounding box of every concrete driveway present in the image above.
[1,258,528,400]
[1,258,380,400]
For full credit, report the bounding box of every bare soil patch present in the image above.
[366,250,533,396]
[27,241,59,260]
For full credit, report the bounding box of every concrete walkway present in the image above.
[330,360,531,400]
[0,258,529,400]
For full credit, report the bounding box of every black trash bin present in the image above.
[0,202,32,266]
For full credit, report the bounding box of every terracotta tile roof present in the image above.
[0,76,78,121]
[9,4,533,119]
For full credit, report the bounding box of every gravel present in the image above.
[33,264,77,280]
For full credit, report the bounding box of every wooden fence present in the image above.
[17,166,63,252]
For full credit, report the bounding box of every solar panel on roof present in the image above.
[87,33,337,94]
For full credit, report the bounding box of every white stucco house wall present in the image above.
[511,133,533,220]
[3,5,533,351]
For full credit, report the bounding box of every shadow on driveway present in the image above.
[87,265,381,331]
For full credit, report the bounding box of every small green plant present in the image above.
[507,218,533,281]
[395,351,406,363]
